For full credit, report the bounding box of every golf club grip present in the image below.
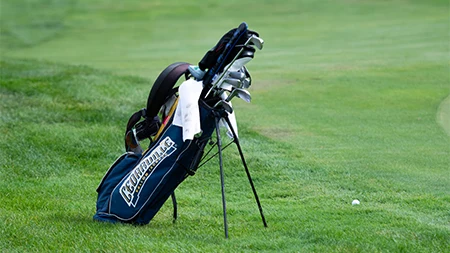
[203,22,248,86]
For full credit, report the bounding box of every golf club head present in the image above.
[229,70,246,80]
[241,66,252,88]
[241,78,251,89]
[223,78,242,88]
[214,100,233,114]
[225,88,238,102]
[249,35,264,50]
[226,88,252,103]
[216,79,240,94]
[235,88,252,103]
[230,66,251,88]
[218,82,233,92]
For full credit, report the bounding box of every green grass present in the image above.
[1,0,449,252]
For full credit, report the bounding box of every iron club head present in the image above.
[249,35,264,50]
[225,88,252,103]
[223,78,242,88]
[241,78,251,89]
[236,88,251,103]
[229,71,246,80]
[214,99,233,114]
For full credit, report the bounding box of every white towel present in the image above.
[173,79,204,141]
[173,79,240,141]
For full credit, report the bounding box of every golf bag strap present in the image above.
[126,109,146,135]
[124,109,146,151]
[125,107,164,151]
[146,62,191,118]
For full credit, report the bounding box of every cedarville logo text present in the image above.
[120,137,177,207]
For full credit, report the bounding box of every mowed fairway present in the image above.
[1,0,449,252]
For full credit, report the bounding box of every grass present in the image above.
[1,0,449,252]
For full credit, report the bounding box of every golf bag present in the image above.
[94,101,217,224]
[93,62,218,224]
[94,23,267,232]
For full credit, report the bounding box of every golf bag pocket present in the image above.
[94,124,186,224]
[94,152,142,214]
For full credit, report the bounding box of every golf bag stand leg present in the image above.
[171,193,177,223]
[215,113,229,238]
[223,115,268,228]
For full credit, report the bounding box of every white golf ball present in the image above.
[352,199,360,205]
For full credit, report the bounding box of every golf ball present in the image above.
[352,199,360,205]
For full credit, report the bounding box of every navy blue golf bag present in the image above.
[94,100,216,224]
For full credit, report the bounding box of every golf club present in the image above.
[229,70,246,80]
[214,99,233,114]
[249,34,264,50]
[206,34,264,97]
[225,88,252,103]
[214,77,243,97]
[222,78,242,88]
